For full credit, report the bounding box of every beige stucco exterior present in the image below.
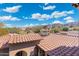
[9,40,40,56]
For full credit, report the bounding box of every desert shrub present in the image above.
[33,29,40,33]
[19,31,27,34]
[51,28,59,33]
[53,29,59,33]
[0,28,9,36]
[62,27,69,31]
[73,27,79,31]
[7,27,22,34]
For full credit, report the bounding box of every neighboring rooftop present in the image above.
[48,46,79,56]
[38,34,78,51]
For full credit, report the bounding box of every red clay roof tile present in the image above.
[0,33,42,49]
[38,34,78,51]
[0,33,78,51]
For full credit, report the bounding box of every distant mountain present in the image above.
[64,21,79,27]
[19,21,79,30]
[52,23,63,28]
[50,21,79,28]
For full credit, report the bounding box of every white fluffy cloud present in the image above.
[44,3,49,6]
[64,16,75,23]
[28,24,34,27]
[51,11,67,18]
[66,20,75,23]
[3,5,22,13]
[43,5,56,10]
[32,13,41,19]
[24,23,39,27]
[66,10,74,14]
[23,16,28,19]
[25,10,74,21]
[24,23,48,27]
[41,23,47,25]
[51,10,74,18]
[53,20,63,24]
[24,17,28,19]
[0,16,21,21]
[31,13,50,21]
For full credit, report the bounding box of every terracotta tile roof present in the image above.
[0,33,42,49]
[0,35,10,49]
[38,34,78,51]
[48,46,79,56]
[0,33,78,51]
[9,33,42,44]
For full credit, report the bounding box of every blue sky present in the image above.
[0,3,79,27]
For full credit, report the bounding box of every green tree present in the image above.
[62,27,69,31]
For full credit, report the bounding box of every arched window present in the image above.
[15,51,27,56]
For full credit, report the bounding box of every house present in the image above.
[0,32,79,56]
[0,33,42,56]
[40,26,50,36]
[37,34,79,56]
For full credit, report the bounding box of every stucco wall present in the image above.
[9,40,40,56]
